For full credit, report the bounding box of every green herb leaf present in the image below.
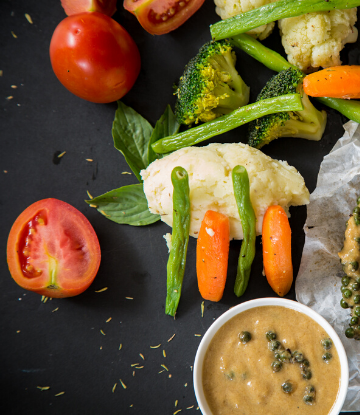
[112,101,154,182]
[148,105,180,165]
[86,184,160,226]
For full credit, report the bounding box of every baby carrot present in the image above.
[303,66,360,99]
[262,205,293,297]
[196,210,230,302]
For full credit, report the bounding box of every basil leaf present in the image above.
[86,184,160,226]
[148,105,180,165]
[112,101,153,182]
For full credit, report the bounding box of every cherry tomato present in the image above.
[123,0,205,35]
[7,199,101,298]
[61,0,117,16]
[50,12,141,103]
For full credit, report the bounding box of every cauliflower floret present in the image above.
[214,0,278,40]
[141,143,309,240]
[279,9,358,73]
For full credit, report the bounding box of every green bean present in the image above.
[165,167,190,317]
[232,165,256,297]
[151,94,303,154]
[210,0,360,41]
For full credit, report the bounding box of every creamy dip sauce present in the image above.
[203,306,341,415]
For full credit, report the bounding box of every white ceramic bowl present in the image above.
[193,297,349,415]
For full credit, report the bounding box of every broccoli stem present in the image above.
[210,0,360,41]
[151,94,303,154]
[231,34,360,124]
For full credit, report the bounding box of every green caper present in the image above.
[292,351,304,363]
[303,395,315,405]
[340,299,349,309]
[279,350,292,363]
[350,316,359,326]
[274,352,281,360]
[225,371,235,380]
[356,196,360,205]
[305,385,315,394]
[354,306,360,317]
[300,359,310,368]
[322,352,332,363]
[301,367,312,380]
[341,285,350,294]
[269,340,281,351]
[354,295,360,304]
[281,382,293,394]
[353,207,360,215]
[271,361,282,373]
[351,261,359,271]
[351,282,360,291]
[266,331,276,341]
[320,338,332,350]
[345,327,355,338]
[343,289,352,299]
[355,236,360,244]
[354,215,360,226]
[239,331,251,344]
[342,276,350,286]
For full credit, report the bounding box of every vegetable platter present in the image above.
[1,0,359,413]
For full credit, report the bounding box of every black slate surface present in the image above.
[1,1,358,414]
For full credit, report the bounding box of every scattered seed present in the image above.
[25,13,33,24]
[6,96,13,100]
[16,330,20,333]
[168,334,176,342]
[175,400,178,407]
[169,374,172,378]
[4,170,8,173]
[106,317,112,323]
[194,334,201,337]
[184,383,188,387]
[100,346,103,350]
[57,151,66,158]
[139,353,145,360]
[119,343,122,350]
[174,409,181,414]
[100,210,110,217]
[121,172,132,175]
[158,370,165,374]
[95,287,108,293]
[11,85,17,89]
[54,392,65,396]
[89,204,97,208]
[112,383,117,393]
[86,159,93,162]
[42,296,49,303]
[135,366,144,369]
[11,31,17,38]
[86,190,93,199]
[190,366,193,371]
[161,364,169,371]
[131,363,139,367]
[163,350,166,358]
[130,404,133,407]
[52,307,59,312]
[0,70,3,76]
[132,370,135,376]
[37,386,50,391]
[100,330,106,336]
[150,344,161,349]
[201,301,204,317]
[119,379,127,389]
[186,406,194,410]
[125,297,133,300]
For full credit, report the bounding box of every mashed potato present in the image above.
[141,143,309,240]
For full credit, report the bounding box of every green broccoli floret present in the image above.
[174,40,250,125]
[247,67,327,149]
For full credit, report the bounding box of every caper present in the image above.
[274,352,281,360]
[351,261,359,271]
[342,276,350,286]
[225,371,235,380]
[279,350,292,363]
[340,299,349,309]
[343,289,352,299]
[320,338,332,350]
[356,196,360,205]
[239,331,251,344]
[271,361,282,373]
[305,385,315,394]
[300,359,310,369]
[355,236,360,244]
[350,316,359,326]
[341,285,350,294]
[281,382,293,394]
[266,331,276,341]
[303,395,315,405]
[269,340,281,351]
[292,351,304,363]
[301,368,312,380]
[345,327,355,338]
[351,282,360,291]
[354,215,360,226]
[354,295,360,304]
[322,352,332,363]
[354,306,360,317]
[353,207,360,215]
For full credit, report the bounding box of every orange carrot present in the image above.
[196,210,230,302]
[262,205,293,297]
[303,65,360,99]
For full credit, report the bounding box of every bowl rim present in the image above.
[193,297,349,415]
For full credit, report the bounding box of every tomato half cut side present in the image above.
[7,199,101,298]
[123,0,205,35]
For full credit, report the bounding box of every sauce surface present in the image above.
[203,306,341,415]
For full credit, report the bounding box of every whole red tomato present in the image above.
[124,0,205,35]
[50,12,141,103]
[7,199,101,298]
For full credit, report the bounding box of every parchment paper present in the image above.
[296,121,360,412]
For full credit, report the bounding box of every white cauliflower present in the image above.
[214,0,278,40]
[141,143,309,240]
[279,9,358,73]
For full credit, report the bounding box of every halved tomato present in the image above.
[61,0,117,16]
[123,0,205,35]
[7,199,101,298]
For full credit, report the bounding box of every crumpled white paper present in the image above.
[296,120,360,412]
